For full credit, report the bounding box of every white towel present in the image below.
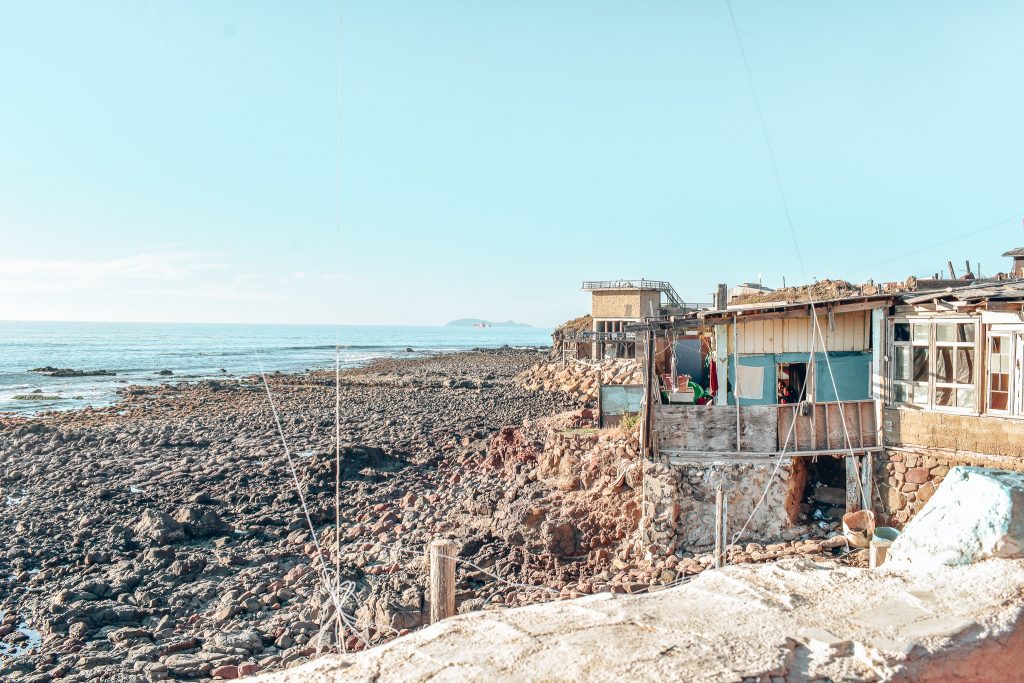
[735,364,764,400]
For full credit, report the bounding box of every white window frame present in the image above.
[986,331,1014,415]
[888,317,980,413]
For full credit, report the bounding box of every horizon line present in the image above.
[0,317,554,329]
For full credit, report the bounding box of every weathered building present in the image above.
[876,275,1024,524]
[559,280,703,361]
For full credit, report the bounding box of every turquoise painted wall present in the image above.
[726,351,871,405]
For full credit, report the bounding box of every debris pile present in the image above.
[515,359,643,402]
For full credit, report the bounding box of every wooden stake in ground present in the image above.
[429,539,456,624]
[715,485,725,569]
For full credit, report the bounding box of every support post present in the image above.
[428,539,456,624]
[846,456,861,513]
[863,452,874,512]
[715,485,725,568]
[733,314,741,453]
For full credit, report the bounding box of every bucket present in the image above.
[842,509,876,549]
[869,527,899,568]
[872,527,900,544]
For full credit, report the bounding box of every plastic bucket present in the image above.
[872,527,900,544]
[842,509,876,549]
[869,527,899,569]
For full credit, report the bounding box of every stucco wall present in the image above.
[591,291,659,319]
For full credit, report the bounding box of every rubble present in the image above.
[515,359,643,403]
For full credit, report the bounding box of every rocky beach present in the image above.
[1,348,845,682]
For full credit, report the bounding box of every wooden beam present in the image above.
[846,456,861,513]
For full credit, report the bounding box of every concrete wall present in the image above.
[641,459,801,553]
[591,290,660,319]
[884,408,1024,458]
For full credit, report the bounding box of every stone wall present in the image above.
[878,408,1024,526]
[875,447,1024,527]
[640,458,802,555]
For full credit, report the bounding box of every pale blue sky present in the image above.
[2,1,1023,326]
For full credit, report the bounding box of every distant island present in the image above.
[446,318,531,328]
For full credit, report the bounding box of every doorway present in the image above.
[776,362,809,404]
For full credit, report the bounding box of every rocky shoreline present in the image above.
[0,348,587,681]
[1,348,848,682]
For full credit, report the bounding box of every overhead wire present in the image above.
[722,0,870,526]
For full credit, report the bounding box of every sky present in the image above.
[2,1,1023,327]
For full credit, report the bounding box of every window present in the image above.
[891,322,930,406]
[933,323,975,409]
[988,334,1011,413]
[890,319,978,412]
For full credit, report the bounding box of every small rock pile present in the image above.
[515,359,643,402]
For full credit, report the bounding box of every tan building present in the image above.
[582,280,684,359]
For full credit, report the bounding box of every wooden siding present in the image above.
[727,310,870,355]
[655,404,777,452]
[656,400,878,455]
[777,400,878,451]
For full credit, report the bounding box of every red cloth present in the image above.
[709,360,719,396]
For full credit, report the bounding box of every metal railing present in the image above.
[562,331,637,342]
[580,279,707,311]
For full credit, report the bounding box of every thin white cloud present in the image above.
[0,250,229,294]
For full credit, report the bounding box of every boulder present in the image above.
[888,466,1024,568]
[134,510,185,546]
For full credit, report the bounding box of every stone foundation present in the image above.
[875,448,1024,527]
[640,458,801,555]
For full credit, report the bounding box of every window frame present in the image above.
[888,317,980,414]
[986,332,1013,416]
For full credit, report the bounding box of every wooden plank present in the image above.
[824,404,832,450]
[846,456,861,513]
[854,401,864,448]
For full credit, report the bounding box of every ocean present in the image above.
[0,321,553,415]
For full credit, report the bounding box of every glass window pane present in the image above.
[913,384,929,404]
[956,348,974,384]
[991,336,1004,354]
[935,323,955,343]
[935,348,953,382]
[913,324,930,343]
[957,388,975,409]
[894,346,910,380]
[935,386,954,406]
[991,390,1009,411]
[913,348,929,382]
[894,323,910,342]
[957,323,975,343]
[894,383,909,403]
